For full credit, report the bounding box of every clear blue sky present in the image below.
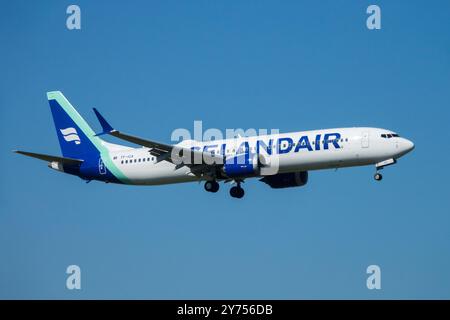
[1,0,449,299]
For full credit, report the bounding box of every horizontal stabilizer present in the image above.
[13,150,83,166]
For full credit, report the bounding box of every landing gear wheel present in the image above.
[230,186,245,198]
[374,173,383,181]
[204,181,219,193]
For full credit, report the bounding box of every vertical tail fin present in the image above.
[47,91,102,160]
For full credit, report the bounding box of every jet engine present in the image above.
[259,171,308,189]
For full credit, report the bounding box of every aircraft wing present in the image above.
[107,130,172,158]
[92,108,224,166]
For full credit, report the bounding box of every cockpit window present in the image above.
[381,133,400,139]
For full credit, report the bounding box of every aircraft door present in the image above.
[361,131,369,148]
[98,157,107,175]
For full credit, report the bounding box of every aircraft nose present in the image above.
[403,138,415,153]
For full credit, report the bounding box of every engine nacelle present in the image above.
[260,171,308,189]
[222,153,259,178]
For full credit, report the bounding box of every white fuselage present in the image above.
[105,127,414,185]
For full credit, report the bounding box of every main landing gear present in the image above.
[204,180,219,193]
[204,180,245,198]
[229,182,245,199]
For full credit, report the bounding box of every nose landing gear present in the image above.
[374,158,396,182]
[374,172,383,181]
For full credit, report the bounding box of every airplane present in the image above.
[14,91,415,199]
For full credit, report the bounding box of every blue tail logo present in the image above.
[60,127,81,145]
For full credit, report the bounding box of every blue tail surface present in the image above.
[47,91,128,183]
[48,91,102,160]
